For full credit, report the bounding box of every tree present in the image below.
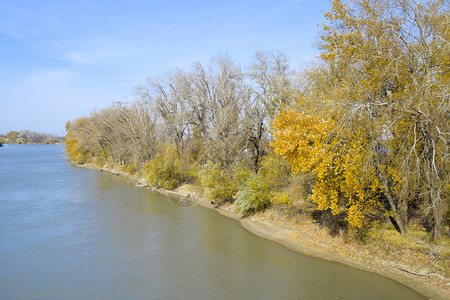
[138,69,193,157]
[192,56,248,166]
[6,131,19,143]
[65,118,93,164]
[310,0,449,238]
[249,51,296,118]
[272,109,391,229]
[137,56,252,167]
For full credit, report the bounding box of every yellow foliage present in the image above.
[65,119,90,165]
[271,109,335,173]
[272,109,390,228]
[272,192,292,206]
[199,163,237,203]
[145,145,186,190]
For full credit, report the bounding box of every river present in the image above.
[0,144,425,299]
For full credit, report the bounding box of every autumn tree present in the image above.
[272,109,391,229]
[288,0,449,237]
[65,118,94,164]
[6,131,19,143]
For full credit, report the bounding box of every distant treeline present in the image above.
[1,130,65,144]
[65,0,448,241]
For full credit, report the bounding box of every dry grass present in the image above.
[364,224,450,277]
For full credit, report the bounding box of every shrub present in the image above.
[272,191,295,216]
[199,163,237,204]
[258,152,291,190]
[232,164,253,187]
[235,173,271,215]
[65,138,88,165]
[272,191,292,206]
[177,156,200,184]
[145,148,185,190]
[122,161,138,175]
[233,152,292,215]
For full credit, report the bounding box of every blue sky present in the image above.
[0,0,331,136]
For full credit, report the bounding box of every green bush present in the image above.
[145,153,184,190]
[235,173,271,215]
[199,163,237,204]
[232,164,253,187]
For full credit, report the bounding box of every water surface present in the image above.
[0,145,425,299]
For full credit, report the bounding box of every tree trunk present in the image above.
[432,204,444,240]
[377,169,407,235]
[422,129,445,240]
[253,145,260,173]
[386,192,408,236]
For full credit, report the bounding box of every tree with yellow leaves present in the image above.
[274,0,448,238]
[272,109,397,229]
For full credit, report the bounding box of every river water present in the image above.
[0,145,425,299]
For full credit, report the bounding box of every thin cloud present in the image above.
[266,0,308,19]
[0,0,331,135]
[55,34,139,65]
[23,70,76,85]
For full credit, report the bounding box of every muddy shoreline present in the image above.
[85,164,447,300]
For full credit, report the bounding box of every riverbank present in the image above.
[82,163,448,300]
